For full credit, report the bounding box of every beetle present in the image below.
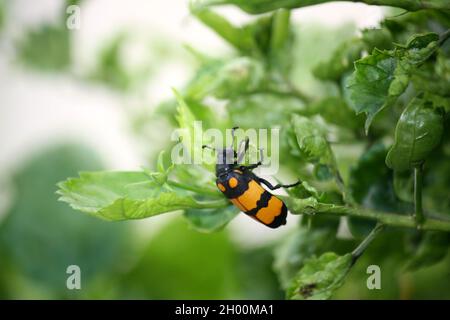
[203,127,300,228]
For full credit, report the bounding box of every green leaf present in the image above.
[185,57,266,100]
[291,114,344,187]
[423,91,450,112]
[405,232,450,271]
[286,181,321,200]
[305,96,364,130]
[228,93,305,129]
[313,38,364,82]
[236,246,284,299]
[287,252,353,300]
[57,171,226,221]
[393,171,414,202]
[346,33,440,133]
[191,0,450,14]
[282,196,320,215]
[386,96,444,172]
[184,206,239,233]
[361,28,394,52]
[120,217,241,299]
[410,51,450,99]
[435,51,450,89]
[273,228,337,289]
[345,49,402,133]
[291,114,334,166]
[0,145,130,297]
[399,32,439,65]
[348,143,412,237]
[170,164,219,197]
[175,90,216,171]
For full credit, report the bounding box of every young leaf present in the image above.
[291,114,345,191]
[57,171,227,221]
[386,96,444,172]
[291,114,333,167]
[362,28,393,52]
[393,171,414,202]
[273,228,337,289]
[346,32,440,133]
[305,96,364,130]
[287,252,353,300]
[286,181,321,200]
[185,57,266,101]
[184,206,239,233]
[345,49,402,133]
[175,90,216,171]
[399,32,439,65]
[228,93,305,129]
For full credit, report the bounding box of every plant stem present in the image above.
[438,29,450,46]
[351,223,385,262]
[282,196,450,232]
[414,164,425,226]
[271,9,291,51]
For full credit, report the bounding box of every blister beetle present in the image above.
[203,127,300,228]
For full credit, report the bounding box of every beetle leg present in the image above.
[236,137,249,163]
[239,162,261,171]
[258,178,301,190]
[238,147,264,170]
[230,126,239,148]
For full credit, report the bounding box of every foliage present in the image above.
[0,145,131,298]
[31,0,450,299]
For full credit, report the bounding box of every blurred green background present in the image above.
[0,0,449,299]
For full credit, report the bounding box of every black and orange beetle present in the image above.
[203,127,300,228]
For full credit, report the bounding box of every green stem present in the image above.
[333,166,356,206]
[414,164,425,226]
[351,223,385,262]
[282,197,450,232]
[438,29,450,46]
[271,9,291,51]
